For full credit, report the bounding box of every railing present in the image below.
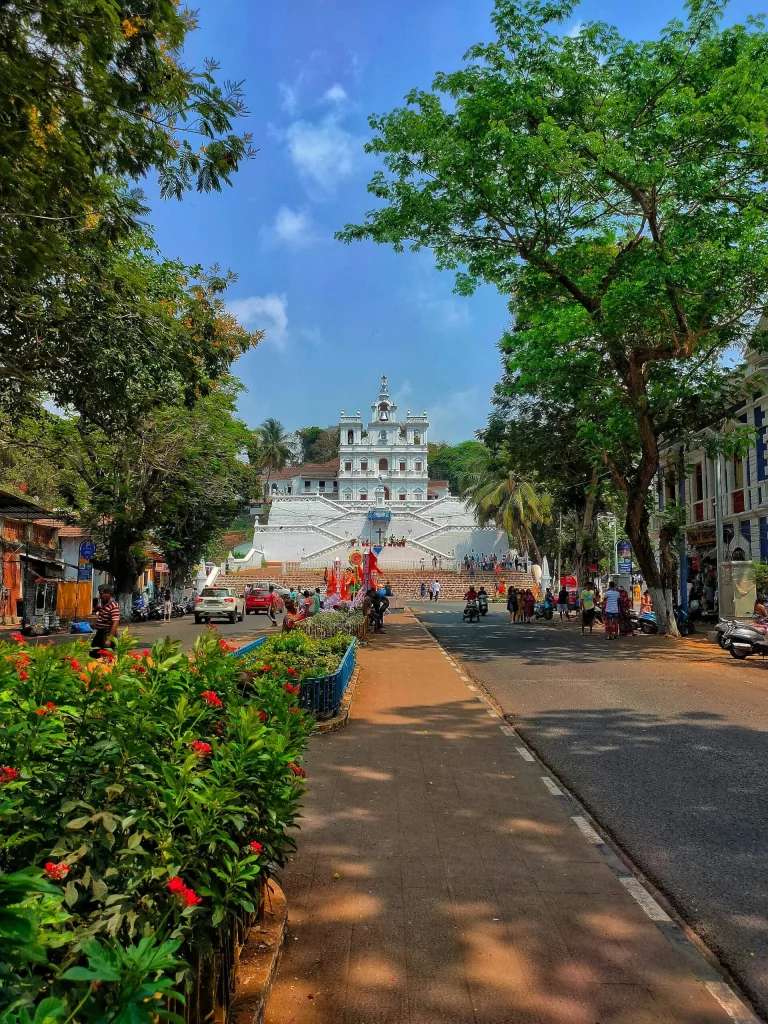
[235,636,357,719]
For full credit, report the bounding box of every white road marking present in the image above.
[620,877,671,922]
[467,684,477,691]
[486,708,499,717]
[541,776,563,796]
[571,815,603,845]
[704,981,757,1024]
[500,726,513,736]
[516,747,535,762]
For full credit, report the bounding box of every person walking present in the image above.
[91,585,120,657]
[580,582,596,635]
[507,587,518,623]
[522,588,536,623]
[603,580,620,639]
[267,584,280,628]
[618,586,635,636]
[558,585,570,620]
[162,588,172,622]
[420,581,426,601]
[312,587,322,615]
[433,579,441,602]
[282,598,300,631]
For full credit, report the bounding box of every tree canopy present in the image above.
[340,0,768,630]
[427,440,486,494]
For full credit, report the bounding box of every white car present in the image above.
[193,587,245,625]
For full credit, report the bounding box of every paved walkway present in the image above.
[264,613,743,1024]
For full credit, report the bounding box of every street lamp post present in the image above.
[597,514,619,577]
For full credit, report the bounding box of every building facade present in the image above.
[229,377,507,569]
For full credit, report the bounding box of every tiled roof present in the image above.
[269,457,340,481]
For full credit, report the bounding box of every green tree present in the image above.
[460,452,550,563]
[249,418,293,496]
[340,0,768,632]
[294,425,340,465]
[428,440,487,494]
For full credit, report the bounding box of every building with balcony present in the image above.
[233,377,508,570]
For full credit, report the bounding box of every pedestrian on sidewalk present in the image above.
[267,584,280,628]
[313,587,322,615]
[603,580,620,639]
[523,588,535,622]
[162,588,172,622]
[282,598,300,631]
[558,585,570,620]
[507,587,518,622]
[618,586,635,636]
[91,585,120,657]
[420,581,426,601]
[433,579,441,602]
[580,582,596,635]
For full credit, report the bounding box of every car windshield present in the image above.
[201,588,231,597]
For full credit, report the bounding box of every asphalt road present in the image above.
[6,610,278,651]
[413,601,768,1020]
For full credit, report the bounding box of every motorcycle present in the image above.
[715,618,740,650]
[477,593,488,616]
[726,620,768,659]
[463,598,480,623]
[147,599,164,621]
[172,601,186,618]
[130,597,148,623]
[535,597,554,621]
[638,607,694,636]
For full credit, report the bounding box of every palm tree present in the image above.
[460,454,550,564]
[249,418,293,497]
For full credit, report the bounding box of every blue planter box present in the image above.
[235,637,356,718]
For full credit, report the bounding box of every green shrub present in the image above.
[0,629,312,1021]
[239,630,353,683]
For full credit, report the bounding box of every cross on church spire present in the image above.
[381,374,388,393]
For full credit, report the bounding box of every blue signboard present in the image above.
[367,509,391,522]
[77,564,93,582]
[79,540,96,561]
[617,539,632,574]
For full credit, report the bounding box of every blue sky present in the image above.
[144,0,760,443]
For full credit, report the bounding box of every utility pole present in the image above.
[612,516,619,577]
[714,450,725,613]
[557,511,563,584]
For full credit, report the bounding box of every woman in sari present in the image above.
[522,588,536,623]
[618,587,635,636]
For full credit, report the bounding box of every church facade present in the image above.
[229,377,510,570]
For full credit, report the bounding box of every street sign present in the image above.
[77,564,93,582]
[367,509,391,522]
[617,539,632,574]
[79,540,95,561]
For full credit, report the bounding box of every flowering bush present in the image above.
[239,630,353,685]
[0,630,312,1021]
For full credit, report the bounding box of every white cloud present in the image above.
[285,115,359,195]
[323,83,347,104]
[429,387,488,443]
[279,82,299,115]
[227,294,289,349]
[261,206,317,248]
[566,21,584,37]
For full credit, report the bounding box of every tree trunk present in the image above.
[574,471,598,585]
[624,488,678,637]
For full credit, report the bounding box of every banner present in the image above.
[617,539,632,574]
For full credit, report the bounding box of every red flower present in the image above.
[0,766,19,784]
[284,683,300,695]
[128,651,141,661]
[36,703,56,716]
[66,657,82,671]
[167,876,202,907]
[218,638,234,652]
[258,710,267,723]
[134,664,147,675]
[261,665,271,672]
[99,649,116,662]
[14,653,30,667]
[190,740,212,757]
[289,707,299,713]
[105,684,112,691]
[288,762,306,778]
[287,667,297,676]
[200,690,223,707]
[10,632,26,644]
[249,841,264,853]
[44,861,69,881]
[18,670,28,681]
[140,649,151,657]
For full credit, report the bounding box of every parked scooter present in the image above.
[463,598,480,623]
[147,598,164,621]
[535,597,554,621]
[477,592,489,616]
[726,620,768,659]
[130,596,148,623]
[637,607,694,636]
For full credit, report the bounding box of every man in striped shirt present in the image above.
[91,584,120,656]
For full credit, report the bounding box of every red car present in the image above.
[245,586,287,615]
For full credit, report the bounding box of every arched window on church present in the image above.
[413,431,421,445]
[414,461,422,472]
[347,429,354,445]
[379,458,388,471]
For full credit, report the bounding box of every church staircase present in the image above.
[215,567,536,601]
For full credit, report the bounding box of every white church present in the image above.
[230,377,510,570]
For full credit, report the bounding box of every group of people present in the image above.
[362,588,390,633]
[505,588,537,622]
[461,552,527,572]
[420,579,442,601]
